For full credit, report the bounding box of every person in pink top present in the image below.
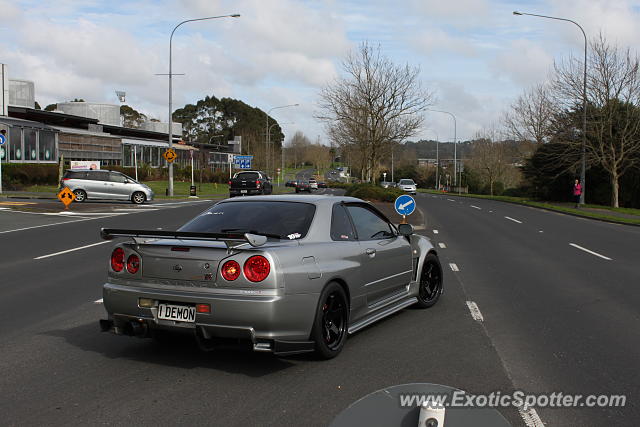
[573,178,582,208]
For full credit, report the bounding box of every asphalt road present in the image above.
[0,192,637,426]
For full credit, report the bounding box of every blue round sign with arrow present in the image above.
[0,133,6,145]
[394,195,416,216]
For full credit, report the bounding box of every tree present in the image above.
[467,128,511,196]
[120,105,147,128]
[44,103,57,111]
[551,34,640,207]
[318,42,433,182]
[503,83,556,144]
[34,101,41,110]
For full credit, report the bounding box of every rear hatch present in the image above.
[231,172,260,190]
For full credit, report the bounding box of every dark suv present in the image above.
[61,170,154,204]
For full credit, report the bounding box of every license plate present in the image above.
[241,190,248,194]
[157,304,196,323]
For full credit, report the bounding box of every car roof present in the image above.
[217,194,362,206]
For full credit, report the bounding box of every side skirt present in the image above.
[348,296,418,335]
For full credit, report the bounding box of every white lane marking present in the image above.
[438,242,446,248]
[0,217,105,234]
[465,301,484,322]
[449,263,459,272]
[447,198,455,202]
[518,406,545,427]
[470,205,481,210]
[539,230,544,233]
[433,229,439,234]
[505,216,522,224]
[569,243,612,261]
[53,211,127,216]
[94,298,103,304]
[489,210,493,213]
[34,241,111,260]
[0,207,10,210]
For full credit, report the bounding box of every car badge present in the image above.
[173,264,183,271]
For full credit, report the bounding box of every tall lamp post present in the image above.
[266,104,299,178]
[513,11,587,205]
[167,13,240,196]
[268,122,294,186]
[427,109,457,187]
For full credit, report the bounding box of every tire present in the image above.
[415,253,443,308]
[310,282,349,359]
[73,189,87,202]
[131,192,146,204]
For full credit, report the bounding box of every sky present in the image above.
[1,0,640,144]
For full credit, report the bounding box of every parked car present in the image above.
[309,179,319,190]
[285,180,298,187]
[295,180,312,193]
[60,169,154,204]
[99,195,443,358]
[318,182,327,188]
[380,181,396,189]
[398,179,417,195]
[229,170,272,197]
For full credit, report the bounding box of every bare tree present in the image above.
[503,83,556,144]
[468,127,510,195]
[318,42,433,182]
[552,33,640,207]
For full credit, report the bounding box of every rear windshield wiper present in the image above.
[220,228,281,239]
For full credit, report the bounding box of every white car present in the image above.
[309,179,319,189]
[398,179,417,195]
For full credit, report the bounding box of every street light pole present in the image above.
[513,11,587,204]
[266,104,298,177]
[167,13,240,196]
[427,109,457,187]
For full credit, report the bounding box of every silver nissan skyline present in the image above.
[99,194,443,359]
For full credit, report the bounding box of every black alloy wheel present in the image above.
[416,253,443,308]
[311,282,348,359]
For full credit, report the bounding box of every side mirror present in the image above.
[398,223,414,236]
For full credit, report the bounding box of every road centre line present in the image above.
[465,301,484,322]
[504,216,522,224]
[34,241,111,260]
[433,229,439,234]
[569,243,612,261]
[470,205,481,210]
[447,198,455,202]
[0,217,106,234]
[94,298,103,304]
[449,263,459,272]
[518,406,545,427]
[438,242,446,248]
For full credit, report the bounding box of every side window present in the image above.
[109,172,127,183]
[331,204,356,241]
[346,205,395,241]
[91,171,110,181]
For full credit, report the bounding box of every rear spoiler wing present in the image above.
[100,228,272,248]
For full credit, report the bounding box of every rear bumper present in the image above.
[101,282,318,353]
[229,188,262,196]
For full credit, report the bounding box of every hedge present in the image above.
[345,183,405,202]
[1,163,59,189]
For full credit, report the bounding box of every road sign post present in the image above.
[57,187,76,209]
[394,195,416,224]
[0,132,5,194]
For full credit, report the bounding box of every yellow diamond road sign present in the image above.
[57,187,76,209]
[163,148,177,163]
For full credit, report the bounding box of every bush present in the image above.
[1,163,59,189]
[345,183,405,202]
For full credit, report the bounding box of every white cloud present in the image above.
[413,29,478,57]
[490,39,554,87]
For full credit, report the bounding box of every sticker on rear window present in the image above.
[287,232,302,240]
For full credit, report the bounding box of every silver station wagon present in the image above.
[99,195,443,358]
[61,169,154,204]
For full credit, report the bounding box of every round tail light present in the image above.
[110,248,125,272]
[126,254,140,274]
[221,260,241,281]
[243,255,270,282]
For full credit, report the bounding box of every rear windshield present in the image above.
[234,172,259,180]
[179,201,316,239]
[399,179,415,185]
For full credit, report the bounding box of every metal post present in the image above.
[427,109,457,187]
[513,11,587,204]
[134,145,138,181]
[167,14,240,196]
